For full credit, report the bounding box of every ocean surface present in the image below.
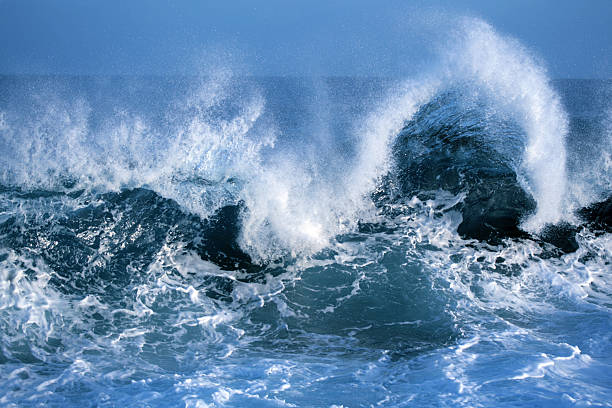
[0,22,611,407]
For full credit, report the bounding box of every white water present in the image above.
[0,19,574,261]
[0,17,611,407]
[441,19,569,231]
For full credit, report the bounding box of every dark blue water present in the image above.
[0,21,611,408]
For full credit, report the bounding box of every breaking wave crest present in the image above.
[0,17,610,407]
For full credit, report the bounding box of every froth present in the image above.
[0,18,579,261]
[0,74,274,220]
[443,19,569,230]
[238,79,438,262]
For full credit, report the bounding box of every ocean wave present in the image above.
[0,16,611,407]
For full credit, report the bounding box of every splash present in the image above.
[0,73,274,220]
[476,21,565,229]
[0,16,611,408]
[438,19,568,230]
[0,18,574,261]
[238,79,438,262]
[240,18,572,260]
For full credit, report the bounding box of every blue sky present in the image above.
[0,0,610,78]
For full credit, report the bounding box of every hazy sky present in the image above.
[0,0,610,78]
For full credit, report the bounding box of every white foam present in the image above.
[0,73,274,220]
[239,18,574,261]
[238,79,437,262]
[441,19,569,230]
[0,18,577,261]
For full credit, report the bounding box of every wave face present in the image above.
[384,89,537,242]
[1,23,612,407]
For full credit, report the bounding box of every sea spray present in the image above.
[445,19,569,231]
[0,20,574,262]
[0,66,611,408]
[0,75,275,220]
[238,18,573,261]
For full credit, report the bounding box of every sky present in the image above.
[0,0,610,78]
